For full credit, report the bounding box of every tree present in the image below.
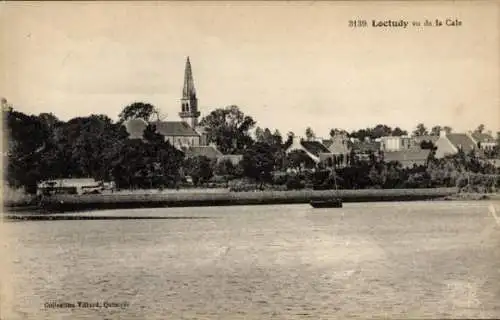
[272,129,283,146]
[199,105,256,154]
[475,124,485,134]
[420,140,436,150]
[430,125,442,136]
[371,124,392,139]
[285,131,295,146]
[255,127,276,145]
[107,138,184,189]
[391,127,407,136]
[183,156,213,186]
[255,127,265,142]
[350,128,371,141]
[214,159,237,186]
[143,123,164,143]
[118,102,160,123]
[38,113,60,130]
[215,159,236,177]
[5,108,52,192]
[57,115,127,179]
[329,128,349,138]
[305,127,315,141]
[240,142,276,189]
[413,123,428,136]
[285,149,314,171]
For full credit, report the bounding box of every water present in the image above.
[1,201,500,319]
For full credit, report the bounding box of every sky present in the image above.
[1,1,499,138]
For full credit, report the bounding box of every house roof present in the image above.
[413,135,439,143]
[186,145,223,160]
[322,139,333,148]
[471,132,496,143]
[384,150,431,162]
[153,121,200,137]
[300,141,331,156]
[446,133,476,153]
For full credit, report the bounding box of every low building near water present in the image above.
[37,178,103,196]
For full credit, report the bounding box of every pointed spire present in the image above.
[182,56,196,99]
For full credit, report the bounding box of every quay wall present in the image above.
[35,188,459,212]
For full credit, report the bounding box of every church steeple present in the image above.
[179,56,200,128]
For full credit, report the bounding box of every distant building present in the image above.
[124,57,233,161]
[37,178,102,195]
[324,133,351,155]
[153,57,208,150]
[351,140,381,161]
[468,131,497,151]
[153,120,201,149]
[435,130,477,158]
[380,136,415,152]
[285,135,332,164]
[384,149,431,168]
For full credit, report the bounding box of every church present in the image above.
[152,57,240,163]
[151,56,208,148]
[124,57,242,164]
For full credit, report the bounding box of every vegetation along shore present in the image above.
[3,86,500,208]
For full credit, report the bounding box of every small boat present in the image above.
[310,198,343,208]
[310,168,343,208]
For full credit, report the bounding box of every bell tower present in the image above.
[179,56,200,128]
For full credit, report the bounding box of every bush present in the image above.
[210,175,228,184]
[455,173,500,193]
[272,172,289,185]
[229,179,258,192]
[286,175,305,190]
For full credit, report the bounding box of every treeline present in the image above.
[227,149,500,192]
[3,98,500,194]
[3,101,285,193]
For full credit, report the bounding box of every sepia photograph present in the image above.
[1,1,500,319]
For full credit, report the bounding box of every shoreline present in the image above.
[2,188,469,213]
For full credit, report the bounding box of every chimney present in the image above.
[293,135,303,144]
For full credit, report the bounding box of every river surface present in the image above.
[1,201,500,319]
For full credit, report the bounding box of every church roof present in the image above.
[153,121,200,137]
[183,57,196,100]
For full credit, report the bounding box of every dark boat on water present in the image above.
[310,198,343,208]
